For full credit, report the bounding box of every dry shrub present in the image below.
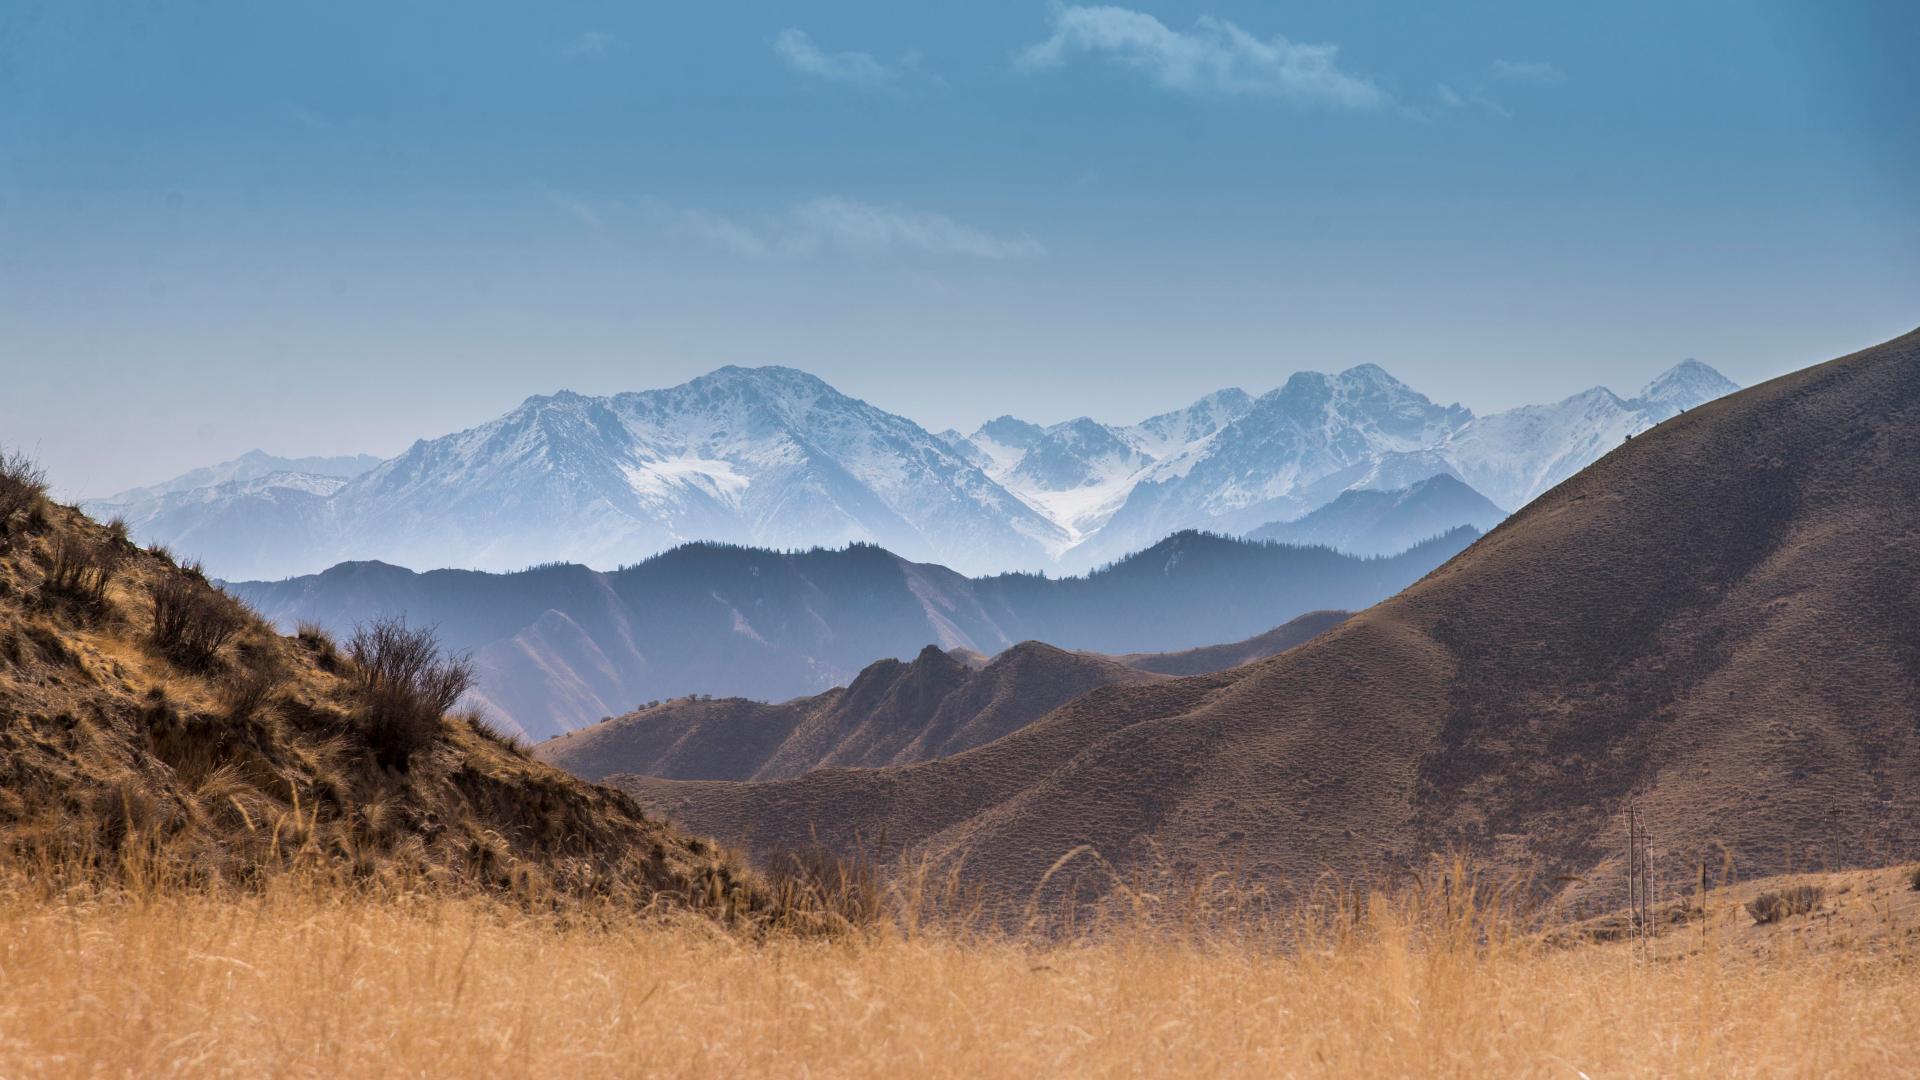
[45,533,124,605]
[346,617,473,770]
[0,448,46,532]
[219,665,285,723]
[1908,866,1920,892]
[148,570,247,668]
[1747,884,1824,924]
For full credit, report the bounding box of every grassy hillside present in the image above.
[1,857,1913,1076]
[0,455,767,920]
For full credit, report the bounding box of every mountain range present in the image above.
[536,610,1345,783]
[93,361,1736,580]
[1246,474,1507,556]
[616,329,1920,914]
[227,531,1469,740]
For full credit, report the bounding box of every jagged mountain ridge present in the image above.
[1018,360,1739,568]
[536,609,1345,784]
[535,642,1162,783]
[110,361,1734,580]
[226,529,1476,741]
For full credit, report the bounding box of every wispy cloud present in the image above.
[563,31,616,58]
[1016,5,1388,110]
[772,29,909,90]
[544,190,604,230]
[1491,59,1564,83]
[673,198,1044,261]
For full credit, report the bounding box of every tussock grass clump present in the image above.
[346,617,474,770]
[296,620,342,670]
[1747,883,1825,924]
[767,844,887,935]
[463,710,530,758]
[148,568,248,668]
[218,665,285,723]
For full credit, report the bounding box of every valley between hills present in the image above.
[2,331,1917,1076]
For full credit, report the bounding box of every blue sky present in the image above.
[2,1,1915,494]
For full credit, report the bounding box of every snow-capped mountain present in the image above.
[1443,359,1741,512]
[87,450,380,514]
[336,366,1066,576]
[117,367,1067,580]
[966,359,1737,569]
[956,389,1256,545]
[1036,365,1476,568]
[115,359,1737,581]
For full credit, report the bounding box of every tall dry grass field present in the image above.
[2,867,1916,1078]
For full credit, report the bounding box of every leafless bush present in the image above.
[148,570,248,668]
[1747,884,1824,924]
[0,448,46,531]
[1908,867,1920,892]
[46,533,124,605]
[347,618,473,770]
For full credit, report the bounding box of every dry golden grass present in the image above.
[2,865,1917,1078]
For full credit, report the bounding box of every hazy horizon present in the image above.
[4,1,1915,495]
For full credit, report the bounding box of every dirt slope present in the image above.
[0,493,768,919]
[622,329,1920,913]
[1117,610,1351,675]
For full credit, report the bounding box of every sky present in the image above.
[1,0,1916,496]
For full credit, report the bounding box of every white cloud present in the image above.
[563,31,616,58]
[673,198,1045,261]
[1016,5,1388,110]
[544,190,604,230]
[676,209,775,258]
[772,28,899,89]
[1491,59,1564,83]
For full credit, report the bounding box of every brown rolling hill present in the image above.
[620,329,1920,913]
[1116,609,1351,676]
[537,611,1349,783]
[0,474,770,921]
[537,641,1158,782]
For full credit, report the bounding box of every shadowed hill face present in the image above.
[538,611,1352,783]
[231,530,1473,740]
[0,497,770,920]
[1117,610,1351,676]
[537,641,1163,782]
[1246,475,1508,557]
[620,329,1920,915]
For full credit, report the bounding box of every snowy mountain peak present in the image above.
[1637,359,1738,408]
[107,357,1744,583]
[973,415,1047,450]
